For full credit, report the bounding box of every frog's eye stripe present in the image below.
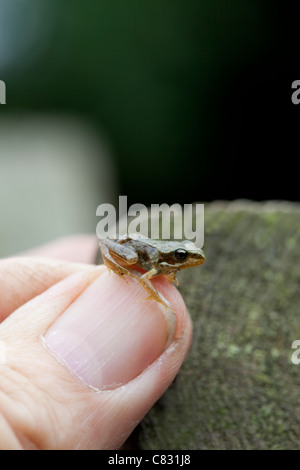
[174,248,189,262]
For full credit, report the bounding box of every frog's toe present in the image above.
[143,294,173,312]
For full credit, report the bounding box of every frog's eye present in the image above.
[174,248,189,262]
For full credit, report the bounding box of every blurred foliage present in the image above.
[1,0,280,204]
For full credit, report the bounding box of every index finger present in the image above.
[0,256,102,322]
[16,235,99,264]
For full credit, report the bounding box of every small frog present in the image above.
[99,233,205,311]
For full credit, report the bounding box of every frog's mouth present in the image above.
[179,253,205,270]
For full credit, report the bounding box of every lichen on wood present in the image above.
[122,200,300,450]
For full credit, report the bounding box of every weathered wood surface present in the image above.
[104,200,300,449]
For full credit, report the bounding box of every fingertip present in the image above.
[0,265,192,449]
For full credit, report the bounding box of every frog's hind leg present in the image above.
[139,268,173,312]
[99,243,138,281]
[138,269,177,344]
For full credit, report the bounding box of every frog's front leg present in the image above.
[164,270,179,286]
[99,240,139,280]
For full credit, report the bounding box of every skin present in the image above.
[99,233,205,310]
[0,235,193,449]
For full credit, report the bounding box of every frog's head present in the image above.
[158,240,205,271]
[173,240,205,270]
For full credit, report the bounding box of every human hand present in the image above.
[0,235,192,449]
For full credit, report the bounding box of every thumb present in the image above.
[0,266,192,450]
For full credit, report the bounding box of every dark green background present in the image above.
[1,0,297,204]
